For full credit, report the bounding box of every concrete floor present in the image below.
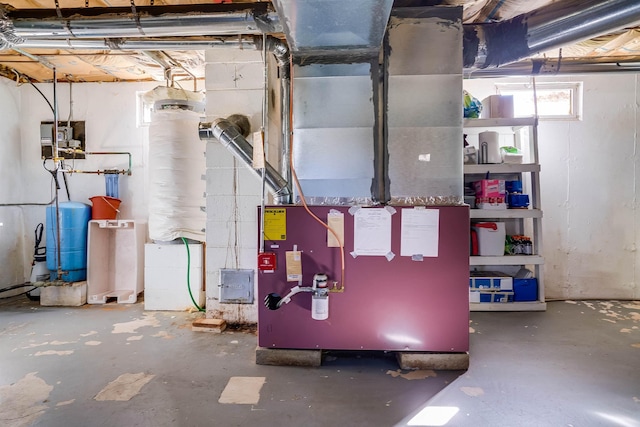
[1,297,639,427]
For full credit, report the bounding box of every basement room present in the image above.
[1,0,639,426]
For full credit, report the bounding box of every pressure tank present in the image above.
[46,202,91,282]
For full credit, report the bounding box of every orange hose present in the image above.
[288,58,345,291]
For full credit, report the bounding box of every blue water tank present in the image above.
[46,202,92,282]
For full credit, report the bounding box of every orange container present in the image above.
[89,196,121,220]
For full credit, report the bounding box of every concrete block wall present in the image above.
[204,47,266,323]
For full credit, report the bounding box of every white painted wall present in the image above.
[1,80,162,288]
[465,73,640,300]
[0,78,30,290]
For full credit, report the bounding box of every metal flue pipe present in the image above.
[268,37,292,189]
[464,0,640,68]
[199,118,292,205]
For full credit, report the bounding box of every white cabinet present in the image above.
[464,118,546,311]
[144,243,204,311]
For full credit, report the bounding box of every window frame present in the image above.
[136,91,154,128]
[495,81,583,121]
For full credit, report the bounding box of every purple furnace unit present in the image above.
[257,205,469,353]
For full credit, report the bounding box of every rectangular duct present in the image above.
[272,0,393,58]
[273,1,393,202]
[292,63,376,201]
[386,7,463,204]
[278,3,462,204]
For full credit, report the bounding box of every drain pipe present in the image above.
[199,118,292,205]
[52,67,63,281]
[464,0,640,68]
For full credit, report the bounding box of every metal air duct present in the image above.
[0,4,280,46]
[198,118,292,205]
[464,0,640,69]
[272,0,393,62]
[11,36,257,51]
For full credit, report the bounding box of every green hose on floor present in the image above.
[181,237,205,312]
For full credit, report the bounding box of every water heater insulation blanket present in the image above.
[148,109,205,242]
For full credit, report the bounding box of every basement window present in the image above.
[496,82,583,121]
[136,91,153,127]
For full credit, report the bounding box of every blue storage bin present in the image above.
[513,278,538,302]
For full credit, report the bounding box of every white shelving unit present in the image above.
[464,117,546,312]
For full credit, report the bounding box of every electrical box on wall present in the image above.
[220,269,254,304]
[41,121,86,159]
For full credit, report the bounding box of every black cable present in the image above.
[0,288,37,300]
[61,164,71,201]
[0,283,32,293]
[0,197,56,207]
[27,80,55,114]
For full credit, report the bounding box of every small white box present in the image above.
[469,272,513,291]
[502,152,524,164]
[481,95,514,118]
[476,202,507,210]
[144,243,204,311]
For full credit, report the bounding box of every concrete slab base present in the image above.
[255,347,322,367]
[397,352,469,370]
[40,281,87,306]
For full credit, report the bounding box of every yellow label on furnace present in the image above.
[264,208,286,241]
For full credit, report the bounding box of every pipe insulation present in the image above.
[0,9,22,49]
[465,0,640,68]
[198,118,292,205]
[148,105,206,243]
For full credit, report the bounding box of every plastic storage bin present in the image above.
[87,220,146,304]
[144,243,204,311]
[513,278,538,302]
[472,222,506,256]
[46,202,91,282]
